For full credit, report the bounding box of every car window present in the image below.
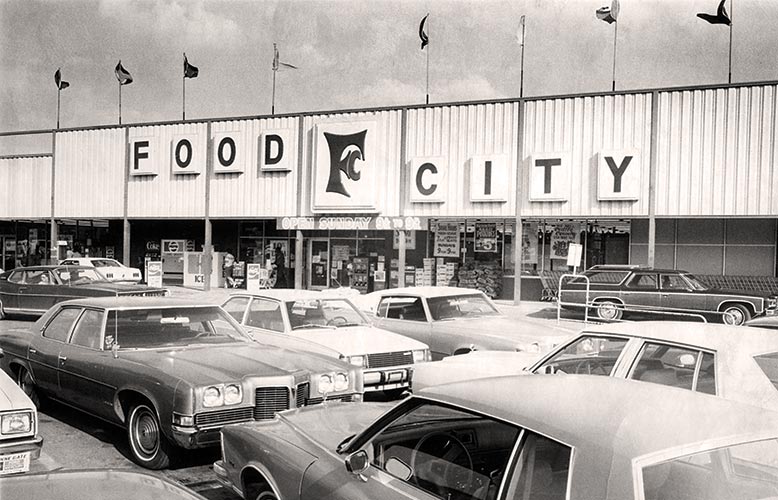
[222,297,249,322]
[366,400,522,500]
[60,260,78,266]
[43,308,82,342]
[572,270,629,284]
[428,294,500,320]
[628,342,713,393]
[753,352,778,394]
[247,298,285,332]
[7,271,24,284]
[534,335,629,375]
[626,273,658,290]
[54,267,104,284]
[383,297,427,322]
[92,259,121,268]
[641,439,778,500]
[660,274,689,291]
[23,270,52,285]
[503,432,572,500]
[70,309,105,349]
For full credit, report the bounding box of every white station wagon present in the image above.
[223,290,431,396]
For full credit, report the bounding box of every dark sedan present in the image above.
[0,265,168,319]
[0,297,362,469]
[558,265,778,325]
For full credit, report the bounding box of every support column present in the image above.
[647,90,659,268]
[123,219,131,266]
[50,219,58,265]
[398,230,407,287]
[513,98,526,304]
[50,131,58,264]
[295,230,304,289]
[202,122,214,291]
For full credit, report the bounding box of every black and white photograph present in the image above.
[2,0,778,498]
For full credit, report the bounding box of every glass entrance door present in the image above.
[308,238,329,289]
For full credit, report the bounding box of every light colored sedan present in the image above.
[59,257,142,283]
[360,286,574,359]
[0,368,43,475]
[215,374,778,500]
[412,321,778,411]
[223,290,431,395]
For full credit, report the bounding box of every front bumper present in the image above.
[0,434,43,460]
[170,425,223,449]
[363,367,411,392]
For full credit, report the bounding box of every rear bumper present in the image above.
[364,367,411,392]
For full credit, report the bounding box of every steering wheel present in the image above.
[326,316,348,326]
[409,432,474,499]
[573,359,609,375]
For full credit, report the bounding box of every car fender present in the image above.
[717,298,761,315]
[113,383,169,427]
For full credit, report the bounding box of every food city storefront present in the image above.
[1,81,777,299]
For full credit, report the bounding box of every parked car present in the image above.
[59,257,143,283]
[412,321,778,411]
[360,286,574,359]
[222,290,430,396]
[0,369,43,476]
[0,297,362,469]
[0,468,207,499]
[0,265,168,319]
[215,374,778,500]
[558,264,778,325]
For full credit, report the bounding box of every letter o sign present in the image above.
[218,137,236,167]
[175,139,192,168]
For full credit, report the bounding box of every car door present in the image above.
[0,270,24,311]
[222,296,250,323]
[17,269,60,313]
[57,308,116,419]
[660,274,707,315]
[27,306,82,395]
[621,272,661,312]
[373,296,434,354]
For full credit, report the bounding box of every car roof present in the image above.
[579,320,778,352]
[9,265,92,271]
[56,297,217,310]
[368,286,487,299]
[587,266,687,274]
[229,289,324,302]
[419,374,778,489]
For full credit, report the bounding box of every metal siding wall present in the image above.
[54,129,125,218]
[0,156,51,218]
[404,103,519,218]
[209,117,299,218]
[520,93,652,217]
[127,123,208,218]
[301,110,402,217]
[655,86,778,216]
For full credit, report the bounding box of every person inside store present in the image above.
[223,249,236,288]
[274,244,287,288]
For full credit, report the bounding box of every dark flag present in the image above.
[115,60,133,85]
[272,45,298,71]
[419,14,429,49]
[697,0,731,25]
[596,0,619,24]
[184,53,199,78]
[54,68,70,90]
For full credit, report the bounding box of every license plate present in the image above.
[0,452,30,475]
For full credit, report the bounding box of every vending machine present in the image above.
[351,257,371,294]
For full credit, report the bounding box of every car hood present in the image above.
[69,282,165,293]
[120,343,345,384]
[434,316,574,349]
[292,326,428,356]
[0,374,34,411]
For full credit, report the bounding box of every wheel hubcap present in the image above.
[135,411,159,456]
[725,309,743,325]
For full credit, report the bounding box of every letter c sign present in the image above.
[410,157,446,203]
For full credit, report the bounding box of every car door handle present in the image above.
[28,348,37,355]
[58,355,67,362]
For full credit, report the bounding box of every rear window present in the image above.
[568,271,629,284]
[754,352,778,391]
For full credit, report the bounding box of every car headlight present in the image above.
[334,372,349,392]
[347,355,366,367]
[203,386,223,407]
[1,412,31,435]
[412,349,430,363]
[318,374,334,394]
[224,384,243,405]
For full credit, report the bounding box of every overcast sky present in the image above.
[2,0,778,140]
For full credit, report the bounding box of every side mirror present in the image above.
[385,457,412,481]
[345,450,369,481]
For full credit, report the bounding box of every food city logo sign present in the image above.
[127,124,296,177]
[312,122,377,213]
[409,154,510,203]
[528,150,641,202]
[278,216,425,231]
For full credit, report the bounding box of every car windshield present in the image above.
[287,298,367,330]
[533,335,630,375]
[91,259,122,268]
[427,294,500,320]
[54,267,106,284]
[641,438,778,499]
[681,273,709,291]
[105,306,248,348]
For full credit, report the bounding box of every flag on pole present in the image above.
[697,0,731,25]
[517,15,525,45]
[54,68,70,90]
[115,60,133,85]
[596,0,620,24]
[272,45,298,71]
[184,54,199,78]
[419,14,429,49]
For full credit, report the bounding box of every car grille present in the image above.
[367,351,413,368]
[119,290,167,297]
[254,387,291,420]
[296,382,309,408]
[194,407,254,427]
[306,394,356,406]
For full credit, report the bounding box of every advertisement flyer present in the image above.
[434,223,460,257]
[549,223,580,260]
[474,223,497,253]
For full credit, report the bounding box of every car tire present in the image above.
[254,489,278,500]
[595,300,623,321]
[721,304,751,326]
[16,367,42,409]
[127,403,174,469]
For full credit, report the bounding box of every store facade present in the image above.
[1,81,777,300]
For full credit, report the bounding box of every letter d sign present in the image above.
[260,129,293,172]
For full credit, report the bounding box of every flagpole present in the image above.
[520,16,526,98]
[183,74,186,121]
[57,88,61,129]
[118,82,122,125]
[728,0,733,84]
[272,67,277,115]
[611,21,618,92]
[426,19,430,105]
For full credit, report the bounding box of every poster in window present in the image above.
[434,223,460,257]
[549,223,580,260]
[393,230,416,250]
[521,223,538,264]
[474,223,497,253]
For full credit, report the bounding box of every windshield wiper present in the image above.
[337,322,366,328]
[292,324,336,330]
